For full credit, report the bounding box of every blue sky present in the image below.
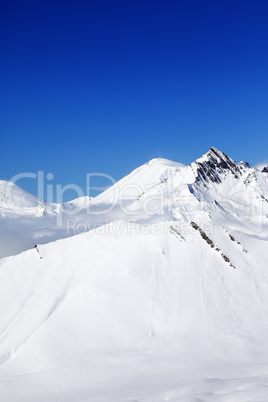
[0,0,267,201]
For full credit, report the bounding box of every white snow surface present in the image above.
[1,147,268,401]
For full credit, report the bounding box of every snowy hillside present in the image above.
[0,147,268,401]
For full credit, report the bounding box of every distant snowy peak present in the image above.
[0,180,57,216]
[0,180,43,209]
[255,161,268,173]
[191,147,241,185]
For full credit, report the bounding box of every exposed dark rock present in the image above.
[190,221,215,248]
[194,147,241,185]
[221,253,235,268]
[226,231,247,253]
[34,244,42,259]
[228,234,236,243]
[190,222,236,268]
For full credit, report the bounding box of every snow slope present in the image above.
[0,148,268,401]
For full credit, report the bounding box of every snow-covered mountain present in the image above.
[1,147,267,258]
[0,148,268,401]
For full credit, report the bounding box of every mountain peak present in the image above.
[192,147,241,184]
[145,157,185,168]
[201,147,230,162]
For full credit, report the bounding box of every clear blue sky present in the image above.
[0,0,267,201]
